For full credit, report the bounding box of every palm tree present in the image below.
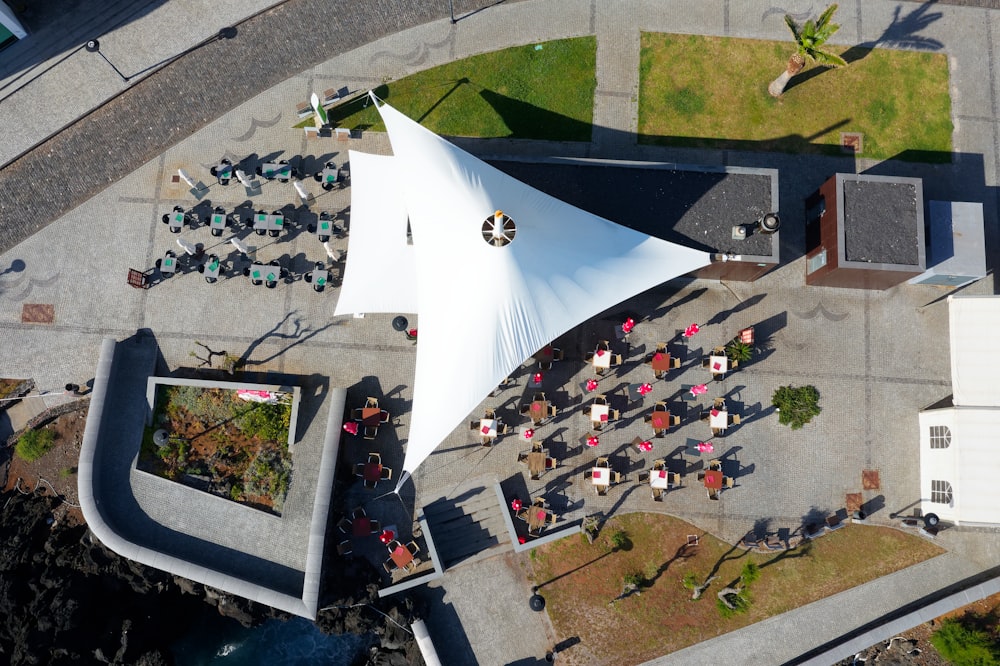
[768,4,848,97]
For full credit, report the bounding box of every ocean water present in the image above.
[171,611,372,666]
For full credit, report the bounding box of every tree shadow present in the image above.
[786,2,944,93]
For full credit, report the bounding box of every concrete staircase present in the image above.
[421,480,511,570]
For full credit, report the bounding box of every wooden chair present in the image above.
[596,485,608,496]
[612,471,624,484]
[351,407,365,421]
[517,452,529,463]
[610,354,623,367]
[547,404,558,418]
[653,401,667,413]
[552,348,564,361]
[596,456,610,468]
[652,459,666,471]
[651,487,663,501]
[470,420,480,431]
[337,540,353,556]
[671,414,681,427]
[545,457,558,470]
[532,497,546,508]
[520,404,531,415]
[363,426,378,440]
[481,436,494,447]
[712,346,726,356]
[729,414,741,426]
[584,351,595,363]
[369,519,381,533]
[406,541,421,556]
[723,476,734,489]
[700,411,711,422]
[730,359,739,369]
[531,441,543,453]
[368,452,381,465]
[499,423,511,436]
[714,397,727,410]
[711,427,723,437]
[708,459,722,471]
[351,506,366,520]
[593,394,608,405]
[383,559,395,574]
[597,340,610,352]
[379,410,391,424]
[533,392,546,402]
[668,472,682,488]
[701,358,711,369]
[638,471,650,483]
[671,356,682,369]
[337,517,352,533]
[655,342,668,354]
[484,408,496,419]
[708,489,720,500]
[365,396,379,408]
[380,467,393,481]
[547,513,559,525]
[353,463,365,477]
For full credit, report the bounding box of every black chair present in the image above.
[218,158,232,185]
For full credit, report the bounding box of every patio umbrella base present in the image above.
[529,594,546,612]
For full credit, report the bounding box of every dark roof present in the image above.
[487,160,776,256]
[842,179,920,265]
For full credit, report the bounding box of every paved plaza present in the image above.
[1,0,1000,664]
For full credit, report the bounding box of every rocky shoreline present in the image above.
[0,490,420,665]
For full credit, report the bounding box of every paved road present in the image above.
[2,0,1000,664]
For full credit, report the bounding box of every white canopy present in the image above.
[338,96,711,483]
[949,295,1000,407]
[334,152,416,315]
[0,2,26,40]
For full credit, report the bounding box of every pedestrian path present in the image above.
[1,0,999,664]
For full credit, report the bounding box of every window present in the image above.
[930,480,953,504]
[929,425,951,449]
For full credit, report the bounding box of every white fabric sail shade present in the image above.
[337,95,711,485]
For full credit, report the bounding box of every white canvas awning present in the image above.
[338,96,711,483]
[949,295,1000,407]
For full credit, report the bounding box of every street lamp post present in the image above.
[85,39,129,82]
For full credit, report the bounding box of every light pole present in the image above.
[85,39,129,82]
[449,0,456,23]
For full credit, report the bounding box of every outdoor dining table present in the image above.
[591,467,611,487]
[351,516,371,537]
[703,469,723,490]
[160,253,177,276]
[709,408,728,430]
[320,163,338,188]
[529,399,548,423]
[214,162,232,182]
[590,403,610,425]
[479,418,497,439]
[261,161,291,181]
[315,215,333,242]
[525,508,548,533]
[533,345,554,364]
[527,451,546,478]
[650,469,670,489]
[209,211,227,235]
[363,462,382,483]
[308,265,330,291]
[708,354,728,374]
[202,257,221,281]
[650,352,672,372]
[167,211,185,232]
[389,544,414,569]
[359,407,381,426]
[591,349,611,370]
[650,410,671,431]
[247,262,269,285]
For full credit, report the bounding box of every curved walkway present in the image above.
[3,0,1000,663]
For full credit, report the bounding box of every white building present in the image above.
[918,295,1000,526]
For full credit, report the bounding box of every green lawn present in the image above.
[638,33,953,161]
[530,513,944,664]
[324,37,596,141]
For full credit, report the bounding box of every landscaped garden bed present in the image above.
[638,33,952,161]
[530,513,944,664]
[138,380,299,515]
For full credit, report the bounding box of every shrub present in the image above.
[15,429,55,462]
[59,466,77,478]
[741,561,760,585]
[235,402,291,443]
[771,385,821,429]
[610,530,628,549]
[682,573,699,591]
[623,572,645,588]
[725,339,753,363]
[716,592,750,618]
[930,617,1000,666]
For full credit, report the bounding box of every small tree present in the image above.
[769,4,847,97]
[772,385,821,429]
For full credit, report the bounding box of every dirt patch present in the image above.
[3,405,87,526]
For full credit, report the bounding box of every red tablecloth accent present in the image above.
[652,414,667,428]
[352,517,371,537]
[658,470,667,478]
[600,414,608,422]
[711,409,719,417]
[531,403,541,412]
[596,349,605,357]
[713,361,721,370]
[481,425,490,434]
[593,469,604,479]
[363,462,382,482]
[537,510,546,520]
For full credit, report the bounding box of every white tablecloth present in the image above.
[650,469,669,489]
[591,467,610,486]
[710,409,728,429]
